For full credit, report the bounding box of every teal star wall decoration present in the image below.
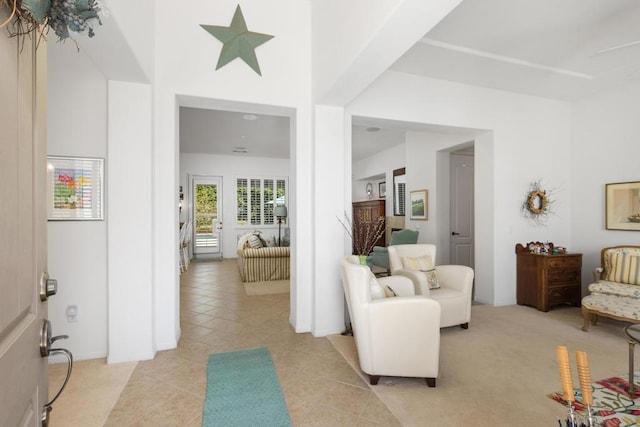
[201,5,274,76]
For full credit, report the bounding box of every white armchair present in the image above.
[388,244,474,329]
[340,256,441,386]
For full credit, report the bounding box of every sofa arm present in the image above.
[593,267,603,283]
[378,276,416,297]
[394,269,431,296]
[435,265,474,295]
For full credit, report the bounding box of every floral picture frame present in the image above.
[47,156,105,220]
[410,189,428,220]
[606,181,640,231]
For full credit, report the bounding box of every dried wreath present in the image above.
[521,179,558,225]
[1,0,101,41]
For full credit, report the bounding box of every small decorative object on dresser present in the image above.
[515,242,582,312]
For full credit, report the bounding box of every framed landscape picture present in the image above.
[410,189,428,220]
[47,156,105,220]
[606,181,640,231]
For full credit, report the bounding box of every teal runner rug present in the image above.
[202,347,292,427]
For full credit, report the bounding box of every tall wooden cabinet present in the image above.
[352,200,386,251]
[515,243,582,312]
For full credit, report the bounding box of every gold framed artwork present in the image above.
[410,189,428,220]
[606,181,640,231]
[47,156,105,221]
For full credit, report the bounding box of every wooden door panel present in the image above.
[0,15,48,426]
[450,153,474,268]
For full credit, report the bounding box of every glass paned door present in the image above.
[192,176,222,257]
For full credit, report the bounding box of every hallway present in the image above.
[50,259,399,426]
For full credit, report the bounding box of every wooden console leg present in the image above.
[425,378,436,387]
[369,375,380,385]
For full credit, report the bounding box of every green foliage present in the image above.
[195,185,217,232]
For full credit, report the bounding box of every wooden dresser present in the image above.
[352,200,385,249]
[515,243,582,312]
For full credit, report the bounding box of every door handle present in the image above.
[451,232,460,236]
[40,272,57,301]
[39,320,73,427]
[40,319,69,357]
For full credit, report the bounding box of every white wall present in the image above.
[47,42,108,361]
[404,131,476,250]
[571,81,640,294]
[107,81,154,363]
[180,153,290,258]
[352,143,405,216]
[153,0,314,340]
[348,71,573,306]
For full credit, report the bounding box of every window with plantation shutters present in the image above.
[236,176,288,226]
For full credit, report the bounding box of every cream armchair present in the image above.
[388,244,474,329]
[340,256,441,386]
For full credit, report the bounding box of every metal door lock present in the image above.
[40,320,68,357]
[39,320,73,427]
[40,273,57,301]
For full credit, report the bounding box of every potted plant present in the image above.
[338,211,386,264]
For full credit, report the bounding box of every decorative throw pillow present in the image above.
[384,285,397,298]
[401,255,440,289]
[605,252,640,285]
[247,234,263,249]
[370,276,386,300]
[402,255,433,271]
[262,234,276,247]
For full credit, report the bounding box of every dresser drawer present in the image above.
[547,285,581,306]
[548,270,580,285]
[547,257,581,270]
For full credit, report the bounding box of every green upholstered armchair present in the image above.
[367,229,419,272]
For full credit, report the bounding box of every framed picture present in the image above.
[47,156,105,221]
[606,181,640,231]
[410,189,428,220]
[379,182,386,198]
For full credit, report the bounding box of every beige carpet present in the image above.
[243,279,290,295]
[328,304,637,426]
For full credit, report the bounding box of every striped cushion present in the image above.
[604,253,640,285]
[247,234,263,249]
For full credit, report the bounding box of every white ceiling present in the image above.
[180,0,640,160]
[179,107,290,158]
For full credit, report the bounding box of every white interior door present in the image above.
[192,176,223,258]
[0,19,50,426]
[449,152,475,269]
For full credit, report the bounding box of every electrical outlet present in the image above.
[66,305,78,322]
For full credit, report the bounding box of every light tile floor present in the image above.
[94,259,400,426]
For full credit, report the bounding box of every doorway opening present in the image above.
[192,175,223,260]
